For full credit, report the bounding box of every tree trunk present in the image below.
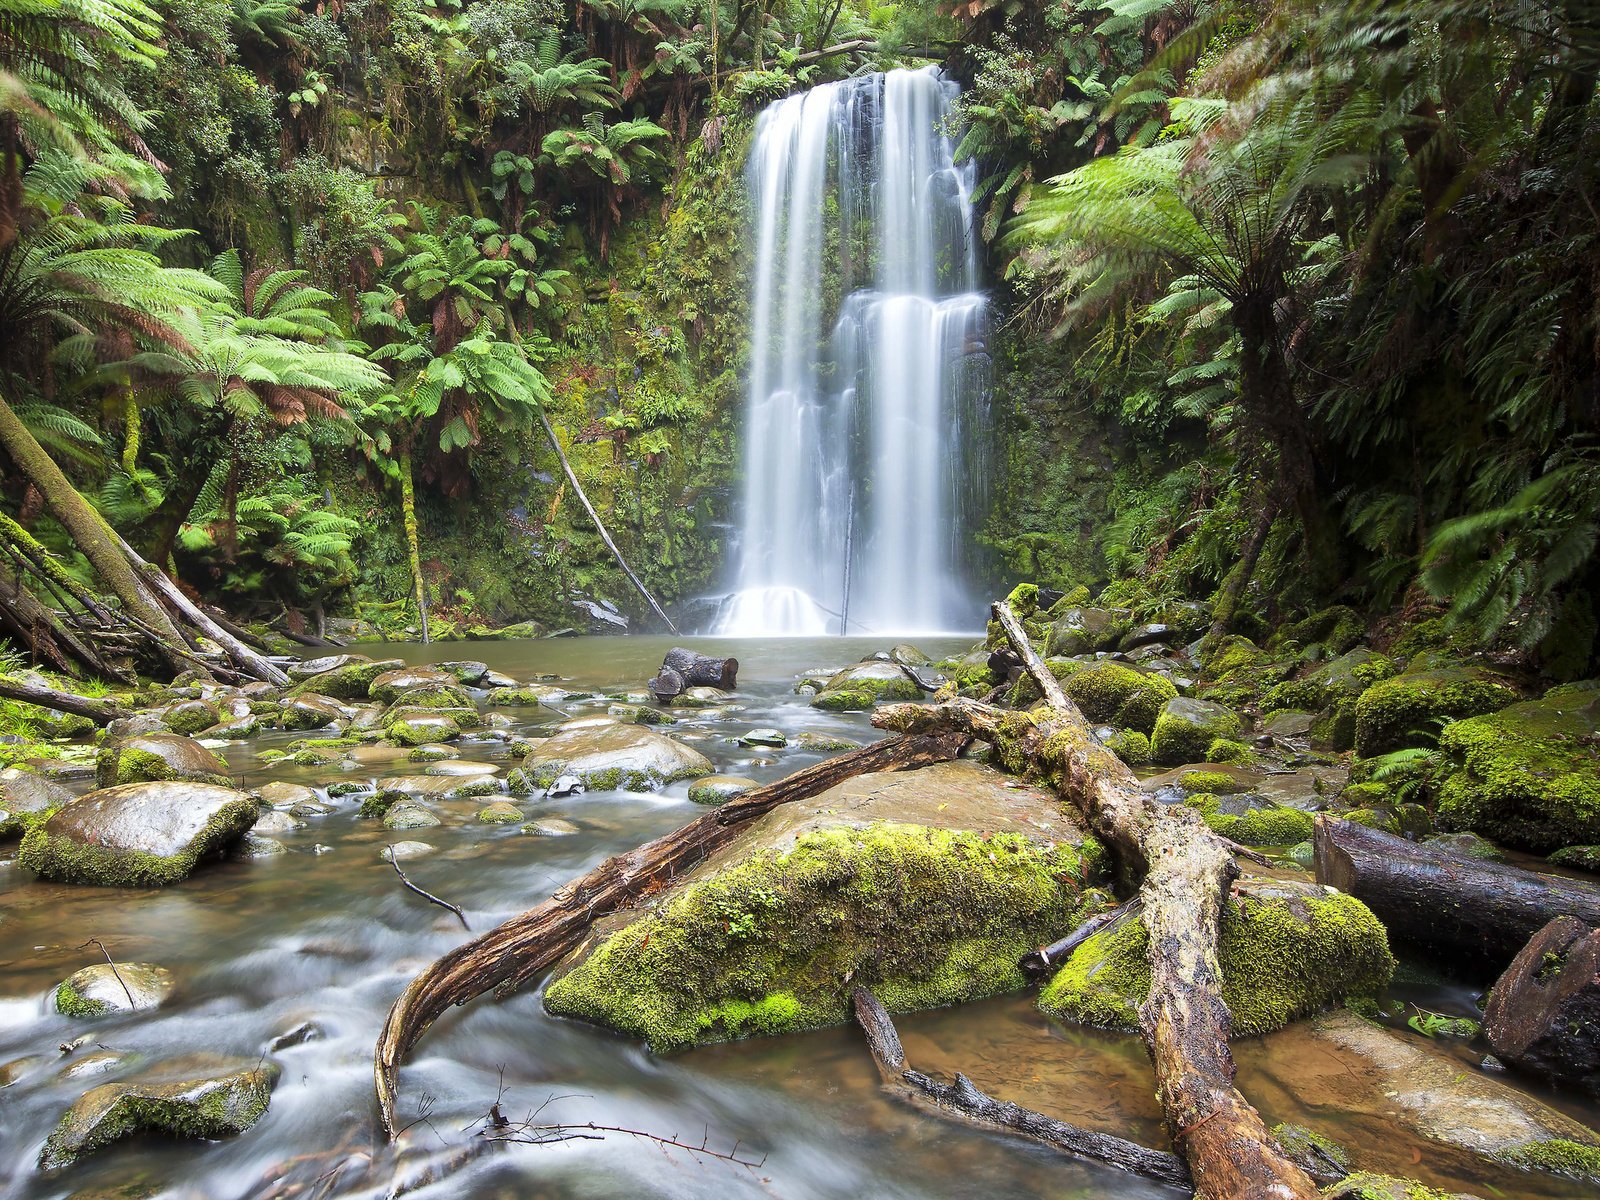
[537,409,679,635]
[120,390,140,476]
[1483,916,1600,1096]
[373,730,966,1137]
[1314,816,1600,971]
[0,391,190,672]
[397,443,430,645]
[873,601,1320,1200]
[1206,489,1279,647]
[0,673,129,723]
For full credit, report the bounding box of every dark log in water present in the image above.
[649,647,739,700]
[1313,816,1600,970]
[851,987,1192,1188]
[372,729,964,1138]
[1485,916,1600,1096]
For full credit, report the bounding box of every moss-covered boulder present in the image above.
[96,733,230,788]
[1061,661,1177,733]
[810,661,922,711]
[367,666,460,704]
[54,963,174,1017]
[1264,648,1398,751]
[1550,845,1600,873]
[1184,793,1316,846]
[1045,607,1122,657]
[152,699,221,737]
[0,765,73,839]
[280,693,346,731]
[1272,605,1367,658]
[1199,636,1294,708]
[19,781,258,886]
[522,724,713,791]
[1039,878,1393,1036]
[384,712,462,746]
[1435,690,1600,852]
[1151,697,1244,765]
[288,652,371,680]
[545,761,1105,1050]
[1353,666,1520,757]
[486,683,571,707]
[287,657,401,699]
[38,1056,278,1170]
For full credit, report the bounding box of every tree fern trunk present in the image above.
[120,390,140,475]
[398,442,430,645]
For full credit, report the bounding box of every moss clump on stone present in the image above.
[1204,738,1255,764]
[1497,1138,1600,1183]
[1353,667,1519,757]
[1273,606,1366,658]
[1179,770,1250,795]
[19,791,258,887]
[1323,1173,1463,1200]
[1061,661,1176,733]
[1005,657,1084,707]
[1185,795,1315,846]
[384,715,463,746]
[1039,880,1394,1035]
[1151,698,1244,765]
[1272,1122,1351,1175]
[544,821,1106,1051]
[53,979,111,1017]
[1434,691,1600,852]
[1101,729,1151,766]
[1549,845,1600,872]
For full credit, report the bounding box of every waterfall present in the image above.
[712,66,991,637]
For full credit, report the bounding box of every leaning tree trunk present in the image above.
[536,409,679,635]
[0,391,191,674]
[396,443,430,645]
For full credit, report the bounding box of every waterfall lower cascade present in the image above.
[712,66,991,637]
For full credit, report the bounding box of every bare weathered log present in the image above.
[1313,816,1600,971]
[373,730,966,1137]
[650,648,738,700]
[0,674,129,723]
[852,987,1192,1189]
[873,600,1319,1200]
[1484,916,1600,1095]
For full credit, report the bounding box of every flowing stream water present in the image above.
[2,637,1599,1199]
[714,68,992,637]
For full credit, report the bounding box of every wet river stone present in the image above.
[809,661,922,711]
[19,782,259,886]
[38,1055,278,1170]
[281,693,347,731]
[54,963,174,1017]
[0,766,74,839]
[383,804,441,830]
[368,667,462,704]
[687,775,759,806]
[522,725,713,791]
[96,733,231,788]
[385,713,463,746]
[544,761,1105,1050]
[475,800,524,824]
[287,657,402,700]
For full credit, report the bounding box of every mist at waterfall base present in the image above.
[712,67,993,639]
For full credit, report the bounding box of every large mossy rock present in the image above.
[54,962,174,1016]
[1353,666,1520,758]
[287,657,402,700]
[38,1056,277,1170]
[1151,697,1243,765]
[1263,648,1398,751]
[544,761,1106,1050]
[1045,607,1122,657]
[809,660,922,711]
[521,724,712,790]
[19,782,258,886]
[0,766,74,839]
[1039,878,1393,1036]
[1436,689,1600,852]
[368,666,464,704]
[95,733,230,789]
[1063,661,1177,733]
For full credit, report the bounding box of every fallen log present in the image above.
[0,674,130,724]
[1313,816,1600,971]
[852,987,1191,1189]
[373,729,965,1137]
[649,647,738,701]
[870,599,1318,1200]
[1483,916,1600,1096]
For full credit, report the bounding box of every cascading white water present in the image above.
[712,66,991,637]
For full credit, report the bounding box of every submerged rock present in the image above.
[54,963,174,1017]
[382,840,436,861]
[521,725,712,791]
[522,818,580,837]
[544,761,1105,1050]
[95,733,230,788]
[1039,877,1393,1036]
[38,1056,278,1170]
[19,782,258,886]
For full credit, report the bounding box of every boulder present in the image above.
[153,699,221,736]
[368,667,464,704]
[738,728,787,748]
[1354,666,1520,758]
[889,643,931,668]
[544,761,1105,1050]
[1150,697,1243,765]
[201,714,264,740]
[436,660,490,684]
[382,841,436,861]
[522,818,580,837]
[383,804,441,830]
[258,782,316,808]
[96,733,230,788]
[374,774,501,801]
[672,686,729,708]
[793,731,861,753]
[1435,690,1600,852]
[521,725,713,791]
[1263,648,1398,751]
[1062,661,1177,733]
[38,1056,277,1170]
[1484,916,1600,1096]
[809,661,921,711]
[1045,607,1120,657]
[486,683,570,707]
[288,653,371,680]
[280,693,346,731]
[1040,877,1393,1035]
[0,766,74,838]
[687,775,759,806]
[1183,793,1315,846]
[288,658,401,699]
[19,782,258,886]
[475,800,524,824]
[53,963,174,1017]
[385,713,462,746]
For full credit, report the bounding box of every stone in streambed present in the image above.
[382,841,436,861]
[287,658,401,700]
[475,800,524,824]
[38,1055,278,1170]
[1150,697,1243,765]
[0,765,74,839]
[53,963,174,1017]
[367,667,462,704]
[687,775,759,806]
[809,661,921,711]
[96,733,230,788]
[19,782,258,886]
[385,713,462,746]
[152,699,220,736]
[521,725,712,792]
[280,693,346,731]
[258,782,316,808]
[738,728,786,748]
[382,804,441,831]
[522,818,580,837]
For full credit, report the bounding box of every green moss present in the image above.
[1353,667,1519,757]
[810,686,878,712]
[1004,582,1040,616]
[1204,738,1254,764]
[1039,881,1394,1035]
[384,715,463,746]
[1102,728,1151,766]
[1549,845,1600,872]
[1324,1173,1461,1200]
[1340,808,1401,834]
[1186,795,1316,846]
[1005,657,1083,707]
[1272,1122,1351,1174]
[1435,691,1600,852]
[18,794,257,887]
[1273,605,1366,657]
[1179,770,1249,795]
[1498,1138,1600,1183]
[1151,699,1243,765]
[545,821,1106,1051]
[53,980,112,1017]
[98,746,228,788]
[1058,661,1176,733]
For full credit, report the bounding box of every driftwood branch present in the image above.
[0,674,129,723]
[372,730,966,1138]
[391,856,470,930]
[852,987,1191,1188]
[1022,897,1141,979]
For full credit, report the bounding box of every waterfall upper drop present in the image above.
[713,66,992,637]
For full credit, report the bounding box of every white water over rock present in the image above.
[714,67,991,637]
